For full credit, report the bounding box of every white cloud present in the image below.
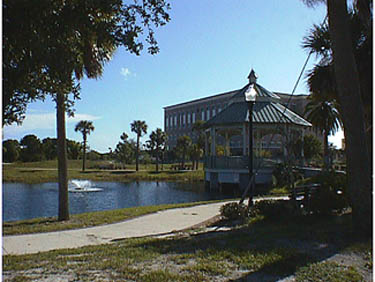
[3,112,101,137]
[120,67,133,79]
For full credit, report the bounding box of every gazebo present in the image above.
[203,70,312,191]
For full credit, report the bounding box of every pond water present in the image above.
[3,180,230,222]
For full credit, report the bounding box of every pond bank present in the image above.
[3,166,204,184]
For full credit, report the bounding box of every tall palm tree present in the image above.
[75,120,95,172]
[302,0,372,235]
[149,128,167,172]
[4,2,170,222]
[304,99,341,169]
[131,120,148,171]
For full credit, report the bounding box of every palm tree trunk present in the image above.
[328,0,372,236]
[82,135,87,172]
[156,149,159,172]
[136,135,140,171]
[323,130,329,170]
[182,148,186,168]
[57,92,69,221]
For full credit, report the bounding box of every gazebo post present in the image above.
[210,127,216,156]
[225,131,230,156]
[204,130,209,157]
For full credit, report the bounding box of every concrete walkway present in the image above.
[3,201,232,255]
[3,197,288,256]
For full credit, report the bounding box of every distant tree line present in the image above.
[3,119,211,171]
[2,135,107,163]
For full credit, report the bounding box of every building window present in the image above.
[206,108,210,120]
[201,110,205,121]
[166,116,169,128]
[174,115,177,127]
[187,113,191,124]
[170,116,173,127]
[212,108,216,117]
[183,113,186,125]
[218,107,222,113]
[192,112,196,124]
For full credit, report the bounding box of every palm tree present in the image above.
[4,2,170,222]
[192,120,206,150]
[304,99,341,169]
[176,135,192,169]
[303,0,372,236]
[149,128,167,172]
[131,120,148,171]
[190,144,203,170]
[75,120,95,172]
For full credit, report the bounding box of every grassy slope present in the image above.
[3,160,204,184]
[3,213,372,281]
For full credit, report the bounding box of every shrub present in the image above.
[220,202,249,220]
[308,171,349,215]
[249,200,294,220]
[272,163,303,188]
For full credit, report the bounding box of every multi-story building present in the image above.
[164,89,314,149]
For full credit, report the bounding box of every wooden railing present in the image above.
[204,156,280,170]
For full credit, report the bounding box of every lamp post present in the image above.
[244,69,257,206]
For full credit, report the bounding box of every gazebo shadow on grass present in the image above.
[132,213,361,281]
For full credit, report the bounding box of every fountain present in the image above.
[68,180,103,192]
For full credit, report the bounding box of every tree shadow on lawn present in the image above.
[109,171,136,175]
[132,213,359,280]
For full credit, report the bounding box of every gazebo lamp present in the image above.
[244,83,257,103]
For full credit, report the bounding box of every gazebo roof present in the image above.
[205,82,312,128]
[230,83,281,102]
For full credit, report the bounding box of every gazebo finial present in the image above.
[248,69,258,84]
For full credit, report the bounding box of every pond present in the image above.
[3,180,231,222]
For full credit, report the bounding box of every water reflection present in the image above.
[3,181,229,222]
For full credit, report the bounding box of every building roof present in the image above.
[163,89,239,110]
[204,100,312,127]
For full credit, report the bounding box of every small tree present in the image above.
[131,120,148,171]
[190,143,203,170]
[149,128,167,172]
[115,132,136,167]
[3,139,20,163]
[20,134,43,162]
[67,139,82,160]
[192,120,206,151]
[176,135,192,168]
[304,99,341,169]
[303,134,323,164]
[74,120,95,171]
[42,138,57,160]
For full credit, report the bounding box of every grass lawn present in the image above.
[3,160,204,184]
[3,213,372,281]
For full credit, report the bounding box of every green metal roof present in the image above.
[231,83,281,101]
[205,101,312,127]
[204,81,311,128]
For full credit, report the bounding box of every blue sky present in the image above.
[4,1,343,152]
